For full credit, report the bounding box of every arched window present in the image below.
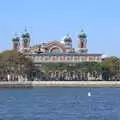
[81,41,84,48]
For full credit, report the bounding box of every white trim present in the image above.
[49,46,64,53]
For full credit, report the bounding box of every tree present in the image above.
[0,50,34,81]
[101,57,120,80]
[39,62,102,81]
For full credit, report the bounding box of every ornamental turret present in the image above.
[63,34,72,49]
[78,30,88,54]
[12,34,20,51]
[21,29,30,52]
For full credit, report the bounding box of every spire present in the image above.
[14,32,17,37]
[24,27,28,33]
[21,27,31,51]
[12,33,20,51]
[81,29,84,32]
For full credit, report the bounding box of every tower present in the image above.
[78,30,88,54]
[12,34,20,51]
[21,29,30,52]
[63,34,72,49]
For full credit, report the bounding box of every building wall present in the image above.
[27,53,102,63]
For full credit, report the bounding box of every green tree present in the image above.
[0,50,34,81]
[101,57,120,80]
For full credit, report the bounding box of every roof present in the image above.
[22,33,30,38]
[12,37,20,41]
[78,30,87,38]
[27,52,102,56]
[63,35,72,42]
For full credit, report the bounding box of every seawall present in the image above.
[0,81,120,88]
[0,81,33,88]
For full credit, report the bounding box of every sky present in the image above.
[0,0,120,57]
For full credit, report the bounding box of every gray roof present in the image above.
[27,52,102,56]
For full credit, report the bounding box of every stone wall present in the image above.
[0,81,120,87]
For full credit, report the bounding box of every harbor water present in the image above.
[0,87,120,120]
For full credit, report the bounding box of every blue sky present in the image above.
[0,0,120,57]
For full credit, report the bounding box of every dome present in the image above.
[22,28,30,38]
[12,36,20,41]
[22,32,30,38]
[78,30,87,38]
[63,35,72,42]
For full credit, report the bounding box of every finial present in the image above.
[80,29,84,32]
[24,28,27,33]
[14,32,17,37]
[24,25,28,33]
[66,33,70,37]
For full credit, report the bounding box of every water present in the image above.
[0,87,120,120]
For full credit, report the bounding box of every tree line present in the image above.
[0,50,120,81]
[0,50,40,81]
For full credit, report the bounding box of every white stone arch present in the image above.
[49,46,64,53]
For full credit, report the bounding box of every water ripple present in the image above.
[0,88,120,120]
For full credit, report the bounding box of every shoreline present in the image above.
[0,81,120,88]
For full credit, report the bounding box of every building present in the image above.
[12,29,102,80]
[12,29,102,63]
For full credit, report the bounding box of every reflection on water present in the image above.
[0,88,120,120]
